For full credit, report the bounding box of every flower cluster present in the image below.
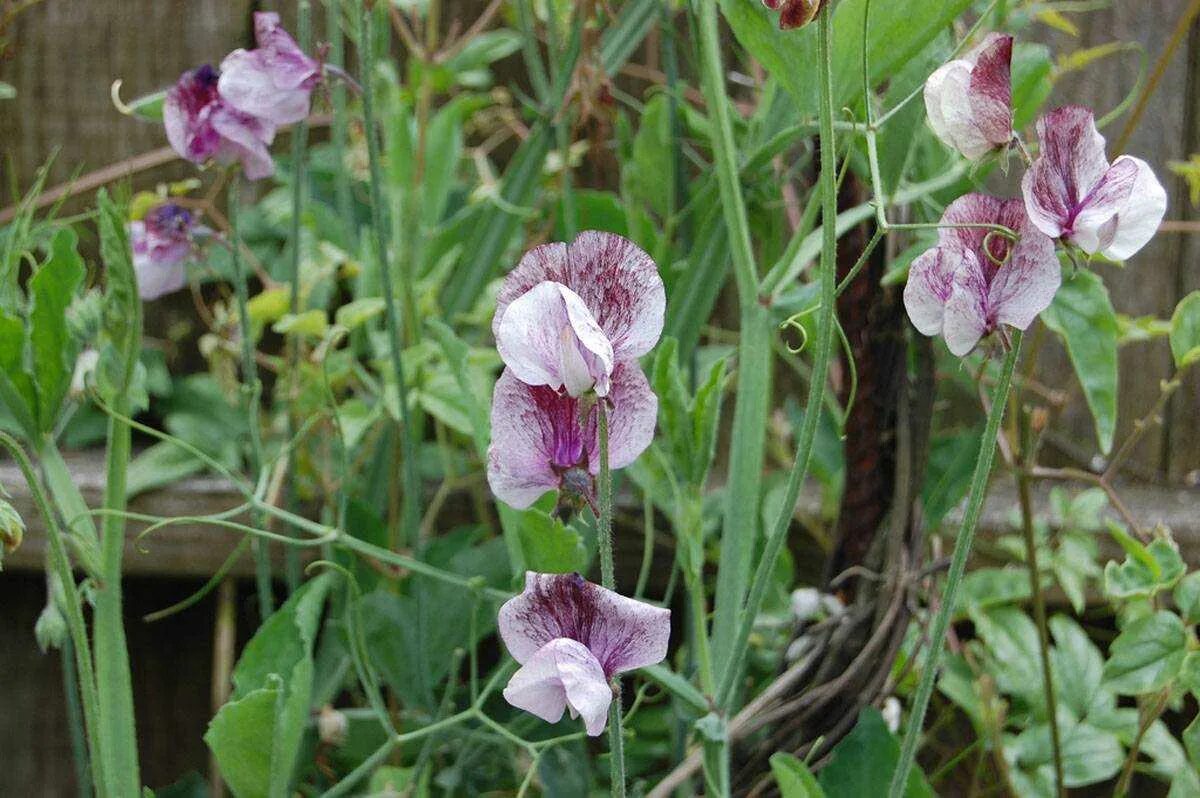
[906,34,1167,355]
[487,232,671,735]
[164,13,322,180]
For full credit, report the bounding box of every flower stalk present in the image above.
[597,401,627,796]
[889,331,1024,798]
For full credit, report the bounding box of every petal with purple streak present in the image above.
[1069,157,1139,254]
[968,34,1014,148]
[942,250,991,356]
[494,232,664,364]
[486,369,578,509]
[1022,106,1110,239]
[501,637,612,736]
[987,224,1060,332]
[218,12,319,126]
[903,246,961,336]
[587,363,658,474]
[498,572,671,677]
[495,281,615,397]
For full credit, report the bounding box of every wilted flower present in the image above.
[129,203,198,300]
[924,33,1014,161]
[1022,106,1167,260]
[218,12,322,127]
[493,231,665,399]
[498,572,671,736]
[761,0,825,30]
[487,364,657,510]
[904,194,1060,356]
[164,64,277,180]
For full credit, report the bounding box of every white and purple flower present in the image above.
[904,194,1061,356]
[163,64,277,180]
[129,202,199,300]
[1022,105,1167,260]
[924,33,1014,161]
[760,0,825,30]
[218,12,323,127]
[486,365,657,510]
[498,572,671,736]
[493,231,665,399]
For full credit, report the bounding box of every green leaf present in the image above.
[335,297,386,330]
[1102,610,1187,695]
[1042,270,1119,454]
[1185,714,1200,768]
[627,94,674,219]
[956,567,1032,614]
[818,708,934,798]
[970,606,1044,707]
[1174,571,1200,624]
[0,310,39,437]
[1104,536,1186,599]
[122,88,166,122]
[1049,615,1107,721]
[922,430,981,530]
[641,663,709,715]
[97,189,142,393]
[517,509,588,574]
[1180,652,1200,698]
[1170,291,1200,368]
[29,228,85,431]
[205,684,279,798]
[771,752,827,798]
[272,309,329,338]
[125,440,207,498]
[1012,716,1124,788]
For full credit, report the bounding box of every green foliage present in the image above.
[1102,611,1187,695]
[771,752,826,798]
[817,708,933,798]
[1170,290,1200,368]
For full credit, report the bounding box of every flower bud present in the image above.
[0,497,23,565]
[36,600,68,653]
[762,0,825,30]
[317,705,349,747]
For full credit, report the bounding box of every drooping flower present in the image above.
[487,364,657,510]
[218,12,322,127]
[493,231,665,399]
[1022,106,1167,260]
[924,33,1014,161]
[904,193,1060,356]
[761,0,825,29]
[129,203,199,300]
[163,64,277,180]
[498,572,671,736]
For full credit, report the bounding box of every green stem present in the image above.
[693,0,769,684]
[360,0,421,547]
[35,436,102,577]
[888,332,1023,798]
[0,432,105,794]
[712,0,841,712]
[282,0,312,595]
[229,177,275,620]
[327,0,353,228]
[597,401,627,798]
[60,637,93,798]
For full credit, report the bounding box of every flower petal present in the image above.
[210,106,277,180]
[967,33,1014,148]
[1069,156,1138,254]
[486,370,569,509]
[942,250,991,356]
[904,246,963,336]
[926,61,992,160]
[502,637,612,736]
[1023,106,1110,239]
[587,363,658,473]
[495,281,615,397]
[988,224,1060,332]
[1102,156,1168,261]
[494,233,664,363]
[498,572,671,676]
[218,49,311,127]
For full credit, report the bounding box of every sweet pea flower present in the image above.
[487,364,657,510]
[218,12,322,127]
[164,64,277,180]
[761,0,825,30]
[498,572,670,736]
[493,231,665,399]
[1022,106,1167,260]
[129,203,199,300]
[924,33,1014,161]
[904,194,1060,356]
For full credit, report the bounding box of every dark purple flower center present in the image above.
[144,203,194,240]
[176,64,221,117]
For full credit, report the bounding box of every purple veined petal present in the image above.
[501,637,613,736]
[486,369,573,509]
[1101,156,1168,261]
[903,246,963,336]
[585,362,658,474]
[253,11,321,90]
[942,250,991,357]
[494,233,664,363]
[938,193,1007,254]
[164,65,224,165]
[218,49,312,127]
[1023,106,1110,238]
[1068,156,1139,254]
[210,106,277,180]
[926,61,992,160]
[987,224,1060,332]
[495,281,615,397]
[967,33,1014,148]
[498,572,671,677]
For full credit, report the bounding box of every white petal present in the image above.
[1102,156,1168,261]
[904,246,962,336]
[502,638,612,736]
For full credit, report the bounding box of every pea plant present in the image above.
[1,1,1198,796]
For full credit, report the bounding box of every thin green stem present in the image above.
[889,332,1023,798]
[360,0,421,547]
[597,401,626,797]
[713,0,841,712]
[327,0,353,228]
[635,490,655,599]
[0,432,105,793]
[60,638,93,798]
[228,177,275,620]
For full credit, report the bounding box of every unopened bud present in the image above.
[35,601,68,653]
[317,705,348,747]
